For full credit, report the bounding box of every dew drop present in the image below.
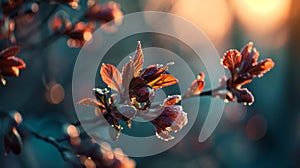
[243,73,251,79]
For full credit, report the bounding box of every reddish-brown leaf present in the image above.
[186,72,205,97]
[100,63,122,92]
[0,46,20,58]
[1,67,20,76]
[132,41,144,77]
[249,59,275,77]
[77,97,105,109]
[233,76,252,87]
[141,62,173,82]
[0,46,26,79]
[156,62,173,76]
[121,41,144,98]
[163,95,182,107]
[148,74,178,89]
[239,42,259,73]
[0,56,26,68]
[222,49,241,73]
[141,64,160,79]
[240,42,253,62]
[121,61,134,93]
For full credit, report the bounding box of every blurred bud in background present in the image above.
[2,111,23,155]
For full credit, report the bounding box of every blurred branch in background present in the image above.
[0,110,135,167]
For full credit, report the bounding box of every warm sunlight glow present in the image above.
[238,0,287,15]
[232,0,291,48]
[171,0,233,45]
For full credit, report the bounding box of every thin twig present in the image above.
[72,116,104,126]
[182,86,224,99]
[20,123,71,159]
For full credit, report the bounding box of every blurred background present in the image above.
[0,0,300,167]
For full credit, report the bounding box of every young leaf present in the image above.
[1,56,26,68]
[100,63,122,93]
[77,97,105,109]
[222,49,241,74]
[121,41,144,100]
[121,61,134,94]
[132,41,144,77]
[148,74,178,89]
[186,72,205,97]
[141,62,174,82]
[156,62,174,75]
[248,58,275,77]
[163,95,182,107]
[0,46,20,58]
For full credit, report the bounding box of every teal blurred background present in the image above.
[1,0,300,167]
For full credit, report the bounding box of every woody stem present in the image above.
[19,123,72,160]
[182,86,224,99]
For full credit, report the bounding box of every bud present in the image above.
[133,86,152,103]
[0,16,14,40]
[232,88,254,104]
[185,72,205,97]
[151,105,188,141]
[85,2,123,24]
[4,127,22,155]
